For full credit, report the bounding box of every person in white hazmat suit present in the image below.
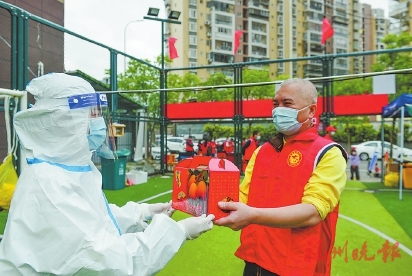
[0,73,214,276]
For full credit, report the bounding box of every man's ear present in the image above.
[309,104,317,116]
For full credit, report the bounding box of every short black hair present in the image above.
[253,131,259,136]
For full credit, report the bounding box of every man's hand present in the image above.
[214,201,255,231]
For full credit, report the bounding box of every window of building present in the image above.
[189,35,197,45]
[278,26,283,33]
[215,14,232,26]
[190,23,197,31]
[218,27,232,35]
[190,62,197,67]
[189,9,197,19]
[189,49,197,58]
[278,15,283,23]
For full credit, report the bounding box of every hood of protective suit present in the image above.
[14,73,95,166]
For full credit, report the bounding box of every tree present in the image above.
[333,78,372,96]
[195,72,233,102]
[242,68,274,100]
[118,59,160,117]
[203,124,234,139]
[371,32,412,100]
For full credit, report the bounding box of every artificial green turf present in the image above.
[334,180,412,275]
[1,177,412,275]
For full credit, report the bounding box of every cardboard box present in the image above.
[126,170,148,185]
[172,156,239,220]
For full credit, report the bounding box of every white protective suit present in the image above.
[0,73,187,275]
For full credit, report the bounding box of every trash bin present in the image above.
[403,163,412,189]
[101,149,131,190]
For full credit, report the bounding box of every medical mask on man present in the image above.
[272,105,310,136]
[87,117,107,150]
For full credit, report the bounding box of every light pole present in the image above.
[123,19,144,73]
[144,7,181,173]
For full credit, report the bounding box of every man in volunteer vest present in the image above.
[223,138,234,153]
[185,136,195,156]
[210,138,217,157]
[215,78,347,276]
[241,131,260,171]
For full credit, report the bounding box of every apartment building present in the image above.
[163,0,390,80]
[389,0,412,34]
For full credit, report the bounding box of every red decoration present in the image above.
[168,37,178,59]
[234,30,243,54]
[321,17,334,45]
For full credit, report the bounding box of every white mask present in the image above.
[272,105,310,136]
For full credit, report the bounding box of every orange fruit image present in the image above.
[188,174,196,186]
[188,183,197,199]
[196,181,207,199]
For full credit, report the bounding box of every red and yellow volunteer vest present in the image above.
[201,141,210,155]
[243,137,257,161]
[210,141,216,154]
[236,128,346,276]
[186,139,194,152]
[223,140,234,153]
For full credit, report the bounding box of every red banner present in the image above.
[166,94,388,120]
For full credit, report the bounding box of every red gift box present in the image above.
[172,156,240,220]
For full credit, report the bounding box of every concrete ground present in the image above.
[347,160,384,183]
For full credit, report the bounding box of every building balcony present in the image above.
[214,46,233,53]
[335,2,347,11]
[389,2,409,20]
[248,0,269,9]
[303,31,322,44]
[247,8,269,19]
[251,25,266,33]
[303,64,322,77]
[251,38,267,45]
[333,15,349,25]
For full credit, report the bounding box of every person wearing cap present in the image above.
[324,125,337,141]
[0,73,214,275]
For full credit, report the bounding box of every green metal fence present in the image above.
[1,1,412,172]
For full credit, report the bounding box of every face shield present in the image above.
[68,93,118,160]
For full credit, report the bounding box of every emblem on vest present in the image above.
[287,150,302,167]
